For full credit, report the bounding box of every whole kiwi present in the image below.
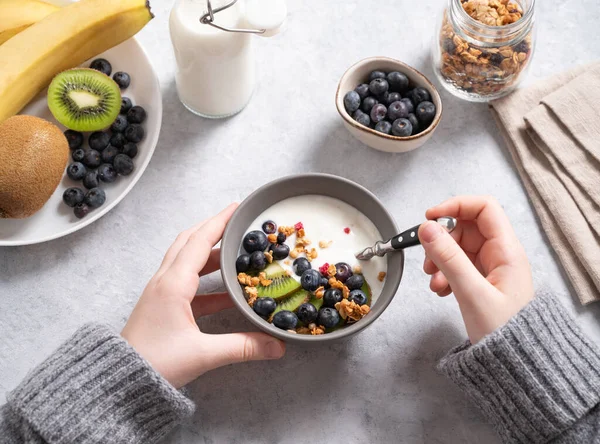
[0,116,69,218]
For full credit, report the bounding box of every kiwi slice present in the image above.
[308,296,323,311]
[273,289,310,315]
[257,262,301,300]
[47,68,121,132]
[361,279,373,306]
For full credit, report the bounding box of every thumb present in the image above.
[418,221,487,297]
[203,332,285,370]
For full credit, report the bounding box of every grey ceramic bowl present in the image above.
[220,173,403,344]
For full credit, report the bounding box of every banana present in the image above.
[0,0,153,124]
[0,0,60,45]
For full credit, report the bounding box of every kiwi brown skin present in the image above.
[0,116,69,218]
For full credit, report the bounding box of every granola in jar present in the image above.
[433,0,536,101]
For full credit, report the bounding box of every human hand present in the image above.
[418,196,534,344]
[121,204,286,388]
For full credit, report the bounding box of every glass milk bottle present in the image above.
[169,0,286,118]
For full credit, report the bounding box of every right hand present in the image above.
[418,196,534,344]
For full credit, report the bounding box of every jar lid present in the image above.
[244,0,287,37]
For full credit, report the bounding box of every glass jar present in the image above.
[432,0,536,102]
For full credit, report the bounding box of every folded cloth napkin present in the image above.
[490,62,600,304]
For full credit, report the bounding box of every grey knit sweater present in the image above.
[1,294,600,443]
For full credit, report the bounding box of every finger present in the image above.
[423,257,439,275]
[191,292,233,318]
[430,271,449,293]
[170,203,238,277]
[157,220,209,276]
[437,286,453,297]
[202,332,286,370]
[448,220,487,256]
[426,196,515,240]
[418,220,489,299]
[200,248,221,277]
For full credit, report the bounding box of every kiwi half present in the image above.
[256,262,301,300]
[47,68,121,132]
[273,289,310,316]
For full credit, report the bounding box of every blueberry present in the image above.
[84,188,106,208]
[253,297,277,317]
[72,148,86,162]
[113,154,134,176]
[121,97,133,114]
[370,104,387,123]
[236,254,251,273]
[408,113,420,134]
[442,38,457,54]
[250,251,267,270]
[369,70,386,81]
[345,274,364,291]
[360,96,378,113]
[62,187,85,207]
[110,115,128,133]
[109,132,127,149]
[67,162,87,181]
[514,40,529,54]
[408,87,431,105]
[112,71,131,89]
[377,91,390,106]
[276,232,286,244]
[343,91,361,114]
[271,243,290,260]
[83,170,99,189]
[127,106,147,124]
[243,230,269,253]
[121,142,138,159]
[301,269,321,292]
[490,53,503,66]
[317,307,340,329]
[334,262,353,283]
[387,100,410,121]
[97,163,117,183]
[293,257,311,276]
[297,303,318,324]
[416,101,436,123]
[348,289,368,306]
[64,130,83,150]
[101,145,119,164]
[387,71,410,93]
[385,92,402,105]
[369,78,389,96]
[400,98,415,114]
[352,109,370,127]
[354,83,370,100]
[90,58,112,76]
[82,149,101,168]
[272,311,298,330]
[124,124,145,143]
[374,121,392,134]
[73,202,90,219]
[320,277,331,289]
[323,288,343,308]
[392,118,413,137]
[262,220,277,234]
[88,132,110,151]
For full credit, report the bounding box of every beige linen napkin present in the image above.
[490,62,600,304]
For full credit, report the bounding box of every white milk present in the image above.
[247,195,388,303]
[169,0,255,118]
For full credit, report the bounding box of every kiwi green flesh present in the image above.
[48,69,121,132]
[308,296,323,311]
[273,290,310,315]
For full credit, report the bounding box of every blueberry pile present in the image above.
[343,70,437,137]
[62,58,145,219]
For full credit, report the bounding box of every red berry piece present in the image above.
[344,227,351,234]
[319,263,330,276]
[294,222,304,231]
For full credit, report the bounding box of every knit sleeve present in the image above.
[2,324,195,444]
[438,293,600,443]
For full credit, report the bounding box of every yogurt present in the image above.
[246,195,388,302]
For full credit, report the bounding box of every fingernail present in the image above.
[420,221,444,244]
[265,340,285,359]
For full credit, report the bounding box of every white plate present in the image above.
[0,37,162,246]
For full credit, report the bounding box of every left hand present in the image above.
[121,203,286,388]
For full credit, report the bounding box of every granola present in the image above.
[378,272,387,282]
[438,0,532,97]
[319,240,333,249]
[335,299,370,323]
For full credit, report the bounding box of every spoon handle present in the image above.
[390,224,422,250]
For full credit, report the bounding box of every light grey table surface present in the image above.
[2,1,600,443]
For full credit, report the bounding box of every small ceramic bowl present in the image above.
[220,173,403,344]
[335,56,443,153]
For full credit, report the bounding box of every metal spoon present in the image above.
[355,217,457,260]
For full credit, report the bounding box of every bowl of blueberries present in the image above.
[336,57,442,153]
